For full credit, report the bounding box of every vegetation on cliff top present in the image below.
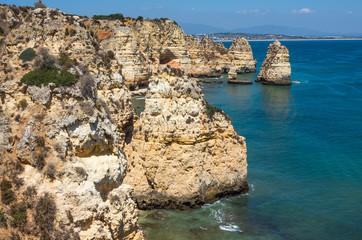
[93,13,124,21]
[21,48,77,87]
[205,100,223,119]
[19,48,37,62]
[34,0,47,8]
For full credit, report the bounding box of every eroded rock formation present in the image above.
[186,36,256,78]
[228,67,238,83]
[124,67,248,209]
[0,5,257,89]
[256,40,291,85]
[0,5,143,240]
[228,37,257,73]
[0,4,250,238]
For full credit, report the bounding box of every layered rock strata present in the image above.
[256,41,291,85]
[186,36,256,78]
[0,6,144,240]
[0,5,257,88]
[0,6,250,239]
[124,67,248,209]
[228,37,257,73]
[126,19,192,75]
[0,79,144,239]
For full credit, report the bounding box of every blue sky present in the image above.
[2,0,362,33]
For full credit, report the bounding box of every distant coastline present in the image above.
[218,38,362,42]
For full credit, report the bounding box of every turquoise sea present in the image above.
[138,40,362,240]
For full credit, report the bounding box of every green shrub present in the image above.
[93,13,124,21]
[35,136,45,148]
[45,162,56,180]
[19,48,37,62]
[9,23,17,30]
[205,100,222,119]
[17,99,28,111]
[0,27,4,36]
[34,0,47,8]
[0,180,15,205]
[35,152,46,170]
[0,39,3,45]
[137,16,143,21]
[10,202,27,228]
[35,193,56,238]
[58,52,75,69]
[0,209,7,228]
[34,48,56,70]
[21,67,77,87]
[153,18,161,22]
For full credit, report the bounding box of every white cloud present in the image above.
[157,6,165,10]
[235,10,247,14]
[191,8,195,11]
[140,7,149,11]
[292,8,315,14]
[235,9,270,15]
[347,11,353,15]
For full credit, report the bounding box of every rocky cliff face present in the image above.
[124,67,248,209]
[228,37,257,73]
[186,35,228,77]
[0,5,143,240]
[126,19,192,75]
[186,36,256,77]
[256,41,291,85]
[0,4,250,238]
[0,80,144,239]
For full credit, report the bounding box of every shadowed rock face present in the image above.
[124,67,248,209]
[256,41,291,85]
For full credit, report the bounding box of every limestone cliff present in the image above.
[124,67,248,209]
[228,37,257,73]
[0,4,250,238]
[0,5,256,88]
[186,35,256,78]
[256,41,291,85]
[0,79,144,240]
[186,35,228,77]
[0,5,143,240]
[125,19,192,76]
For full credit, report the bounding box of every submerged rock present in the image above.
[124,67,248,209]
[256,41,291,85]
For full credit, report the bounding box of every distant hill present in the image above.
[180,23,339,37]
[231,25,330,37]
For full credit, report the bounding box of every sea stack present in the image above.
[124,67,249,209]
[228,67,238,83]
[256,41,291,85]
[228,37,257,73]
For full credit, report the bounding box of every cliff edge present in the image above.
[124,67,248,209]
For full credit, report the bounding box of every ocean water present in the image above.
[138,40,362,240]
